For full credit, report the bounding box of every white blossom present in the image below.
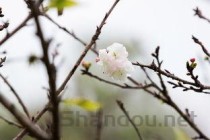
[97,43,134,81]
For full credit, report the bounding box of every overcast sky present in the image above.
[1,0,210,136]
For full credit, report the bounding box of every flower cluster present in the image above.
[97,43,134,81]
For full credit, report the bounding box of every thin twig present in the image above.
[0,92,51,140]
[13,104,49,140]
[0,115,22,128]
[141,48,210,140]
[42,14,99,55]
[0,14,32,46]
[127,76,140,85]
[138,63,162,92]
[152,47,168,95]
[43,14,86,46]
[82,69,168,102]
[0,74,30,118]
[167,100,210,140]
[133,62,210,91]
[29,1,59,139]
[167,81,210,94]
[56,0,121,95]
[81,69,153,89]
[192,35,210,57]
[14,0,121,139]
[152,49,209,139]
[116,100,143,140]
[87,47,210,140]
[193,7,210,23]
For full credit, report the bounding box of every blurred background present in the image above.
[0,0,210,139]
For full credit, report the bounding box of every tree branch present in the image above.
[192,35,210,57]
[116,100,144,140]
[81,69,153,89]
[133,62,210,92]
[28,1,59,139]
[0,92,50,140]
[193,7,210,24]
[0,115,22,128]
[13,104,49,140]
[14,0,121,139]
[0,73,30,118]
[56,0,120,95]
[0,14,32,46]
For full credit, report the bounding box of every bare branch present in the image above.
[0,14,32,46]
[0,92,51,140]
[193,7,210,23]
[133,62,210,91]
[81,69,153,89]
[0,74,30,118]
[56,0,121,95]
[192,35,210,57]
[43,14,86,46]
[135,48,210,140]
[167,100,209,140]
[28,1,59,139]
[0,115,22,128]
[13,104,49,140]
[116,100,144,140]
[14,0,121,139]
[43,14,99,55]
[87,47,210,140]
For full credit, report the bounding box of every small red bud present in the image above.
[190,58,195,63]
